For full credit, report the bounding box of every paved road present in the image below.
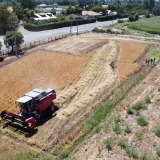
[1,17,160,51]
[0,20,118,51]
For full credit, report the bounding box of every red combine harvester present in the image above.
[0,88,56,129]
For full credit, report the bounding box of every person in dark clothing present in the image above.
[147,58,150,65]
[110,61,114,69]
[150,58,153,65]
[153,58,156,65]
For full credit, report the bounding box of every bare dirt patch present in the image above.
[42,35,107,55]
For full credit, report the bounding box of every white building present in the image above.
[45,7,53,13]
[33,13,57,21]
[107,10,117,16]
[53,8,63,15]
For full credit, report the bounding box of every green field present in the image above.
[129,16,160,34]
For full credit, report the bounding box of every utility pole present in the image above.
[77,20,78,36]
[70,19,72,34]
[11,21,17,56]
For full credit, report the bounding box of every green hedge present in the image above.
[129,23,160,34]
[97,14,129,22]
[23,19,96,31]
[97,15,117,21]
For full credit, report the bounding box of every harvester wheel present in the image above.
[50,105,55,112]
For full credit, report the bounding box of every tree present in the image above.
[70,0,77,5]
[20,0,36,9]
[150,0,155,10]
[13,6,25,20]
[74,6,83,14]
[153,5,160,16]
[143,0,151,10]
[78,0,87,8]
[134,13,139,21]
[4,31,24,52]
[66,6,75,15]
[0,4,11,34]
[128,15,134,21]
[91,5,103,12]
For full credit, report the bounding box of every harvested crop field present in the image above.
[0,33,156,159]
[0,50,93,113]
[117,40,148,81]
[43,36,107,55]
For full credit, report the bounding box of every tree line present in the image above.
[0,0,160,53]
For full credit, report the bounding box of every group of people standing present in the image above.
[146,58,156,65]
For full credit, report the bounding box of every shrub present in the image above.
[132,102,145,110]
[145,13,150,18]
[114,116,120,123]
[136,111,140,116]
[137,115,148,126]
[140,154,150,160]
[92,27,99,32]
[118,140,127,149]
[113,123,121,134]
[97,15,117,21]
[145,96,151,104]
[125,146,138,159]
[0,57,4,62]
[129,15,135,22]
[24,19,96,31]
[105,138,113,150]
[155,128,160,138]
[127,107,134,114]
[156,146,160,157]
[158,87,160,92]
[134,13,139,21]
[118,19,123,23]
[125,125,132,134]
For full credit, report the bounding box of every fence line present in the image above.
[0,30,89,56]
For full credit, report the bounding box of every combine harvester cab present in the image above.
[0,88,56,129]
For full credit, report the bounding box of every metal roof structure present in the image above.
[82,11,102,16]
[16,96,32,103]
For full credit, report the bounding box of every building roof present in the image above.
[38,4,47,7]
[46,7,53,10]
[54,8,63,11]
[82,11,102,16]
[68,14,88,19]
